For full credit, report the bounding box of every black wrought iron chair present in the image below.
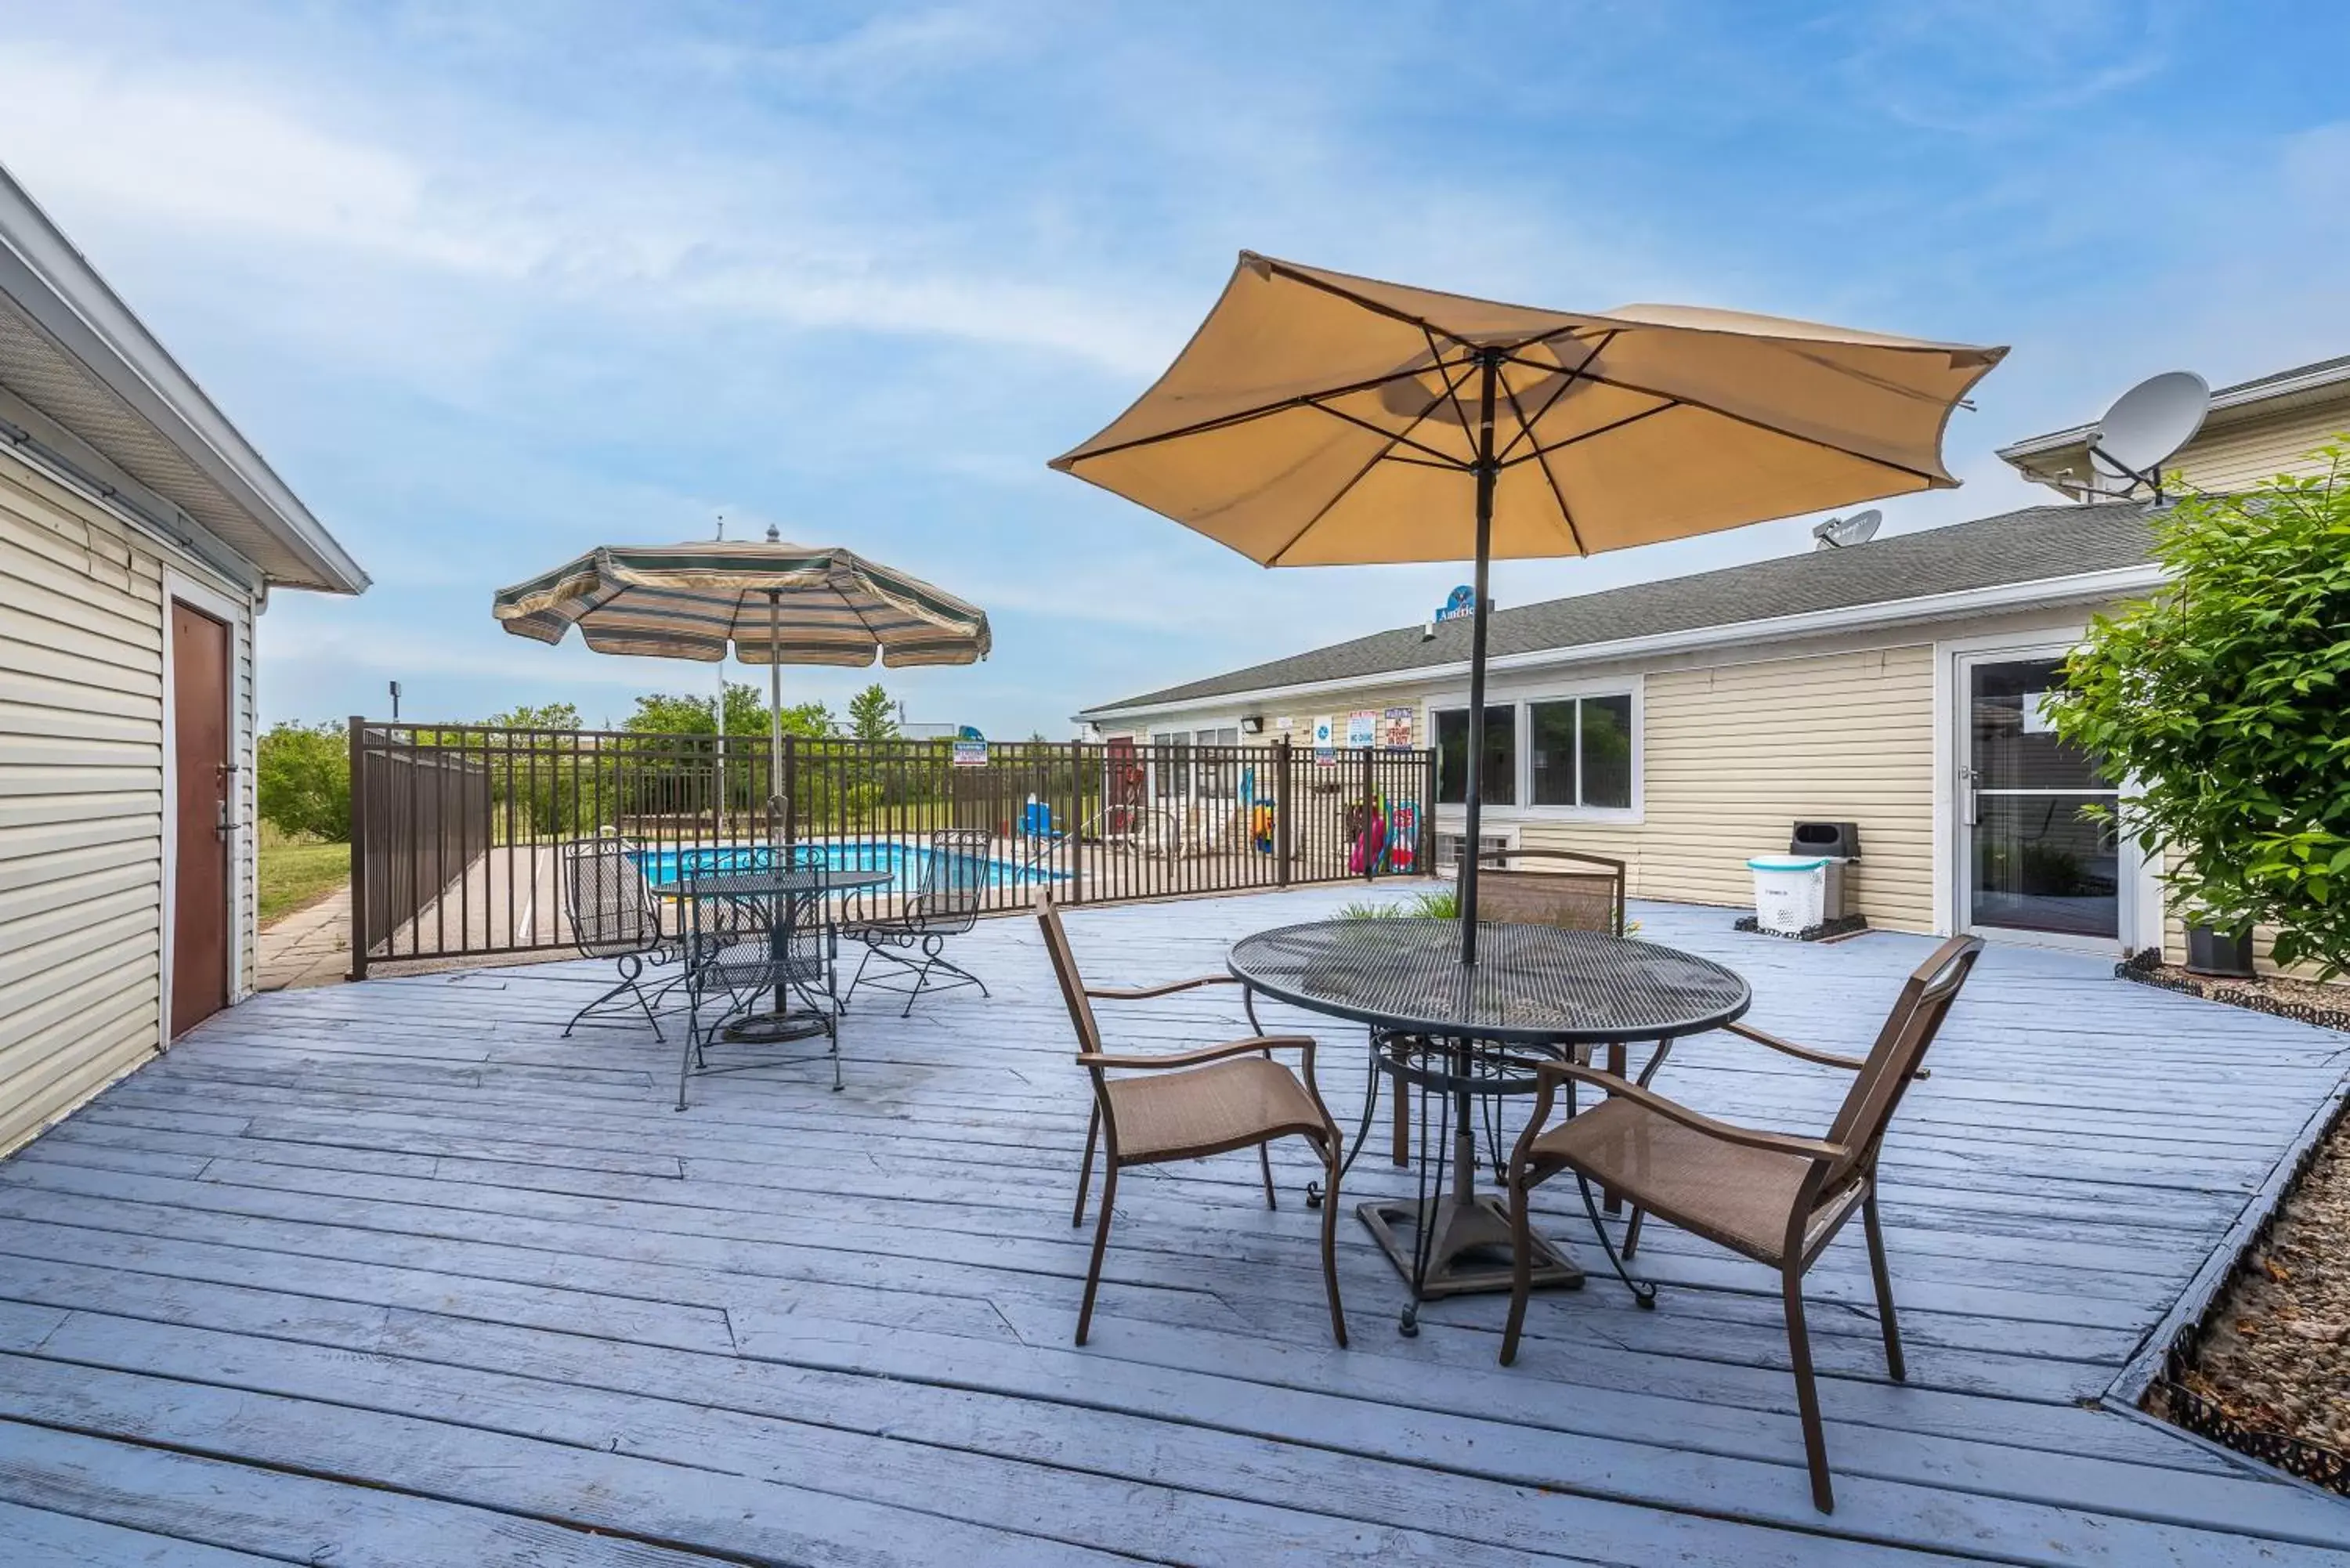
[844,829,992,1016]
[559,835,676,1041]
[676,865,841,1108]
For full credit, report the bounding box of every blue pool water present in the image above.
[630,840,1064,893]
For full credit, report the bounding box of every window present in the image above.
[1193,727,1240,795]
[1151,726,1243,797]
[1434,705,1515,806]
[1149,729,1188,797]
[1528,694,1633,810]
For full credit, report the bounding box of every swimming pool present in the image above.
[629,840,1065,894]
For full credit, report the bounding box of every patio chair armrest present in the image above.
[1079,1035,1315,1071]
[1723,1020,1929,1080]
[1530,1060,1850,1165]
[1083,974,1238,1002]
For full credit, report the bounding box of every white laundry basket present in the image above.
[1748,854,1831,934]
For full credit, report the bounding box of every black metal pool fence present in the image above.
[348,719,1439,974]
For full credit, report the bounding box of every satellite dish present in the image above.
[2088,371,2208,498]
[1811,508,1882,550]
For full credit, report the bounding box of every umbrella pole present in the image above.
[768,589,784,843]
[1460,349,1500,968]
[768,588,786,1019]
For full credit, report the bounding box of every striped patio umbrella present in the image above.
[492,527,990,808]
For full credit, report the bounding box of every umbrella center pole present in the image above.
[767,589,786,850]
[1459,349,1501,970]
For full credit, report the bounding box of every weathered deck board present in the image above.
[4,884,2348,1564]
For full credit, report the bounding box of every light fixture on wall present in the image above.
[1240,714,1266,734]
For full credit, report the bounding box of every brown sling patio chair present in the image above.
[1383,849,1632,1169]
[1036,895,1348,1347]
[1498,934,1983,1513]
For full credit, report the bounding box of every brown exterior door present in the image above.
[171,602,232,1036]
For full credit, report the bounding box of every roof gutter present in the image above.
[1078,562,2167,722]
[0,164,367,594]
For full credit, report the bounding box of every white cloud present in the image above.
[0,38,1182,376]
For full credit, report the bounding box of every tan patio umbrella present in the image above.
[1052,252,2005,961]
[493,527,991,813]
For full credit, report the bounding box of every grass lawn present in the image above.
[259,839,349,926]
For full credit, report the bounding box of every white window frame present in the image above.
[1423,674,1644,826]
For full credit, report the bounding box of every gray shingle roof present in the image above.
[1081,501,2157,716]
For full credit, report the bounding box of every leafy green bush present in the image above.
[255,721,350,841]
[2046,447,2350,976]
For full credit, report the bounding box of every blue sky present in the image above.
[3,2,2345,735]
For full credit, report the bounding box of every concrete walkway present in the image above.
[254,886,350,992]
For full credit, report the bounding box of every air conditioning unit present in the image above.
[1435,831,1513,875]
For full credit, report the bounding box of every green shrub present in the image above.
[2045,446,2350,977]
[256,721,351,841]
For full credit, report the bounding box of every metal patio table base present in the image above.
[718,1008,836,1046]
[1361,1032,1579,1331]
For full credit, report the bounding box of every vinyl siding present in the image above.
[0,450,257,1156]
[2175,403,2350,493]
[1502,646,1935,928]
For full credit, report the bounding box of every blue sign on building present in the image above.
[1435,585,1476,622]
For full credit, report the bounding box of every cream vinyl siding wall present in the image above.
[0,450,257,1155]
[2173,403,2350,493]
[1471,647,1935,928]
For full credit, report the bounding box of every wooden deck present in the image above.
[4,885,2349,1565]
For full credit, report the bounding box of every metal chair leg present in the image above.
[1316,1136,1347,1347]
[1073,1103,1100,1227]
[1500,1169,1534,1365]
[1574,1172,1656,1308]
[1863,1193,1905,1382]
[1076,1163,1119,1345]
[1783,1265,1835,1512]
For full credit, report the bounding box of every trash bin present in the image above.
[1748,854,1833,934]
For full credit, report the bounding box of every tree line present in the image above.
[258,681,907,841]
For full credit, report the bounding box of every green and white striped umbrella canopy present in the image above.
[492,529,992,667]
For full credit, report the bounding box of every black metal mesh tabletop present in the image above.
[1227,918,1749,1044]
[677,869,894,899]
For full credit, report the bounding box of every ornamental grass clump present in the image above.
[2044,446,2350,977]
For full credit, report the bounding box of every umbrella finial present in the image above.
[765,524,780,544]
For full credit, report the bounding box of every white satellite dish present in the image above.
[2088,371,2209,500]
[1811,508,1882,550]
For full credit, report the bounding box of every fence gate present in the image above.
[348,717,1437,975]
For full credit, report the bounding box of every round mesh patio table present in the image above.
[1227,917,1749,1328]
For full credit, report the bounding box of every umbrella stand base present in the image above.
[1359,1192,1582,1299]
[720,1010,833,1046]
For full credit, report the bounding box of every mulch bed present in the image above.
[2116,948,2350,1034]
[2149,1100,2350,1492]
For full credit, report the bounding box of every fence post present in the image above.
[1067,739,1085,905]
[1274,737,1292,888]
[1425,742,1440,879]
[782,735,797,851]
[346,715,369,981]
